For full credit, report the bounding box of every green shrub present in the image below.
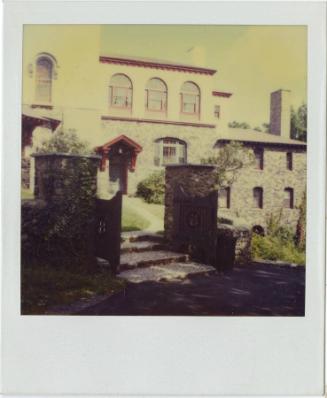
[251,234,305,265]
[37,130,94,155]
[251,210,306,265]
[136,171,165,204]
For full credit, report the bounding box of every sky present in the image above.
[101,25,307,128]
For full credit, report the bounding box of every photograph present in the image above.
[21,24,307,316]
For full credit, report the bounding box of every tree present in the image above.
[290,103,307,142]
[295,191,306,250]
[201,141,254,188]
[37,130,94,155]
[228,121,251,129]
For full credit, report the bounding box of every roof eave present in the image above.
[99,56,217,75]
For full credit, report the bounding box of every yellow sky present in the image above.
[102,25,307,127]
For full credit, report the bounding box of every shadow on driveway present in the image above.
[79,262,305,316]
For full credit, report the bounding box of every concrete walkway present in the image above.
[123,196,164,232]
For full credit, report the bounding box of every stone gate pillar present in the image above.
[32,153,100,202]
[164,164,217,241]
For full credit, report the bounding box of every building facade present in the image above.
[21,25,306,232]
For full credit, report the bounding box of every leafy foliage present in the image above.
[295,191,306,250]
[22,157,98,269]
[228,121,251,129]
[136,170,165,204]
[22,131,98,269]
[37,130,94,155]
[251,234,305,265]
[202,141,254,188]
[251,211,305,265]
[290,103,307,142]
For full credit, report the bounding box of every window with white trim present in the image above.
[145,78,167,112]
[180,81,200,115]
[154,138,187,166]
[35,56,53,103]
[109,74,132,109]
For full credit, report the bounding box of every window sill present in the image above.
[31,104,53,110]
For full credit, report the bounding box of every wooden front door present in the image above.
[109,159,127,194]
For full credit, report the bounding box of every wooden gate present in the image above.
[95,191,122,273]
[172,186,218,266]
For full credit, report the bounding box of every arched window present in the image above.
[109,74,132,109]
[283,188,294,209]
[253,187,263,209]
[154,138,187,166]
[35,56,53,103]
[180,81,200,115]
[218,187,231,208]
[145,78,167,112]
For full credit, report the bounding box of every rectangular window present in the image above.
[218,187,230,208]
[253,188,263,208]
[286,152,293,170]
[254,148,264,170]
[214,105,220,119]
[146,90,166,111]
[110,86,132,108]
[181,94,199,114]
[283,188,294,208]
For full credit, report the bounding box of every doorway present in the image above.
[109,157,128,194]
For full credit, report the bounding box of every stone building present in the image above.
[21,25,306,232]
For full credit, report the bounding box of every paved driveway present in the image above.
[79,262,305,316]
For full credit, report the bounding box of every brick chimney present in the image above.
[269,89,291,138]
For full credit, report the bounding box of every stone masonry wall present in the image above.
[100,120,217,194]
[218,145,306,232]
[164,164,217,241]
[21,157,31,189]
[33,153,100,202]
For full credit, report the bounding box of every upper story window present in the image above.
[214,105,220,119]
[154,137,187,166]
[180,81,200,115]
[283,188,294,209]
[254,148,264,170]
[35,56,53,103]
[145,78,167,112]
[109,74,132,109]
[253,187,263,209]
[218,187,230,208]
[286,152,293,170]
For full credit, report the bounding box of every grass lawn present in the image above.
[21,189,34,200]
[132,197,164,220]
[21,264,126,315]
[122,204,150,231]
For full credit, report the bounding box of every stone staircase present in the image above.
[117,232,216,283]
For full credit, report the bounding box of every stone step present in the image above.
[119,250,189,271]
[121,240,166,254]
[118,262,217,283]
[121,231,166,244]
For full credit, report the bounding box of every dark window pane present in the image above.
[286,152,293,170]
[253,187,263,208]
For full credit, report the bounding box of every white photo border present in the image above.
[2,1,326,395]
